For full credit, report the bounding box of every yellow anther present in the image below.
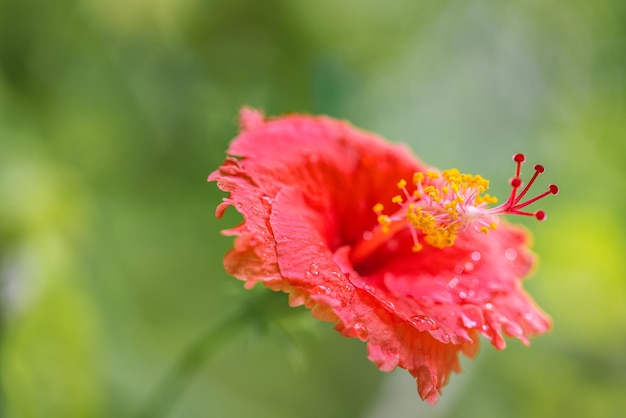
[372,164,504,254]
[424,229,457,248]
[475,193,497,204]
[489,222,498,230]
[413,172,424,184]
[442,168,460,179]
[424,186,442,201]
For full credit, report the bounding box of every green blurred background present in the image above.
[1,1,625,417]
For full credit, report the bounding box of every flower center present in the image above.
[350,153,558,265]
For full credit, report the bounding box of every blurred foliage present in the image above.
[0,0,624,417]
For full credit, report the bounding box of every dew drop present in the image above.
[447,277,459,289]
[454,264,465,274]
[484,303,493,310]
[261,195,273,206]
[461,314,478,328]
[352,323,368,339]
[470,251,481,262]
[309,263,320,276]
[316,285,336,298]
[505,248,518,261]
[458,291,467,300]
[362,230,374,240]
[481,324,490,332]
[383,300,396,310]
[524,312,534,321]
[464,262,474,272]
[468,289,476,298]
[362,284,375,294]
[411,315,438,331]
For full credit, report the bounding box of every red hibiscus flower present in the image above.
[209,107,556,405]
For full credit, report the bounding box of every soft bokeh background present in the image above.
[1,1,625,417]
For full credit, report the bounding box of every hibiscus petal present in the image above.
[210,108,552,404]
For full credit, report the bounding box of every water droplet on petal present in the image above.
[319,285,338,298]
[362,231,373,240]
[464,262,474,272]
[454,264,465,274]
[352,323,368,339]
[484,303,493,310]
[461,314,478,328]
[524,312,534,321]
[261,195,273,206]
[447,277,459,289]
[468,289,476,298]
[361,283,378,297]
[309,263,320,276]
[383,300,396,310]
[505,248,518,261]
[410,315,438,331]
[458,291,467,300]
[470,251,481,261]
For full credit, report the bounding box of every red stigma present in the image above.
[493,154,558,221]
